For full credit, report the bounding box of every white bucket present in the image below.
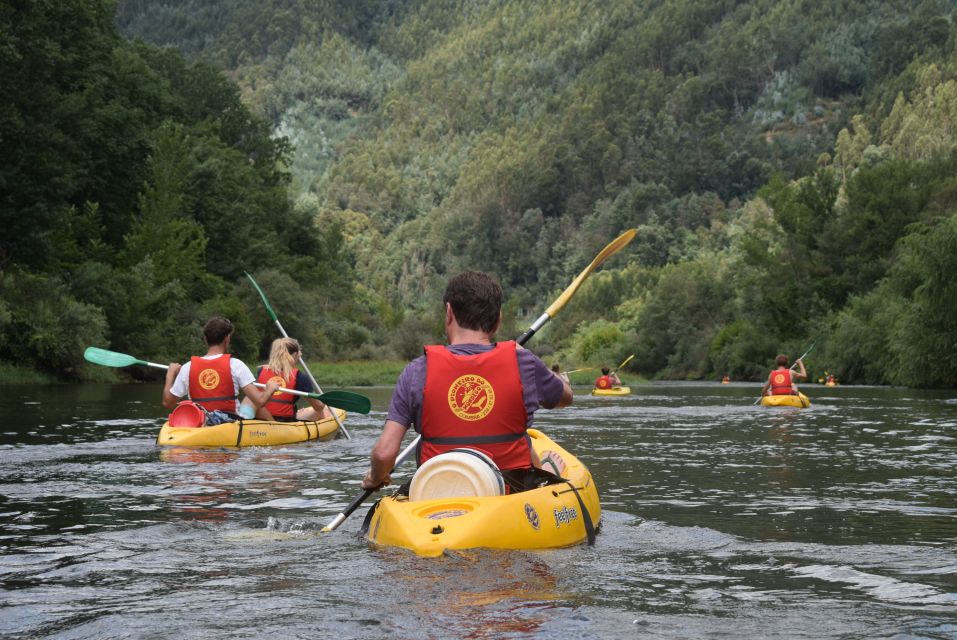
[408,448,505,502]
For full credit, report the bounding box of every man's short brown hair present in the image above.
[775,354,788,367]
[203,316,234,346]
[443,271,502,333]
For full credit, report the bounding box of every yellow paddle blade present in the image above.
[615,354,635,371]
[544,229,637,318]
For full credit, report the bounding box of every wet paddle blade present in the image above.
[315,390,371,414]
[544,229,636,318]
[84,347,146,369]
[245,271,279,323]
[615,354,635,371]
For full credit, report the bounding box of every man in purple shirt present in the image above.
[362,271,573,493]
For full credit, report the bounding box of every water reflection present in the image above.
[0,382,955,638]
[376,550,566,638]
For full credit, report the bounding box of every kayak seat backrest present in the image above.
[408,448,505,501]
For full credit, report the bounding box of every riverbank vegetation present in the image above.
[3,1,956,387]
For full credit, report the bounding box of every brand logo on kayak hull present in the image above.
[553,506,579,527]
[524,503,540,530]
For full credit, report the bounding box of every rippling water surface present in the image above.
[1,382,955,638]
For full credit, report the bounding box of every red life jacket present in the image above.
[419,341,531,471]
[188,355,237,411]
[595,375,612,389]
[258,367,298,418]
[770,368,794,395]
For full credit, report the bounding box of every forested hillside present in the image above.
[4,1,956,386]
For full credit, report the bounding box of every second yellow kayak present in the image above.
[591,386,631,396]
[156,408,345,447]
[760,393,811,408]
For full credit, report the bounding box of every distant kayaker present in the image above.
[242,337,330,422]
[761,354,807,397]
[551,363,570,384]
[361,271,573,494]
[594,366,621,390]
[162,316,278,424]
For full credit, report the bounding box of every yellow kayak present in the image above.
[156,408,345,447]
[760,393,811,408]
[591,386,631,396]
[365,428,600,557]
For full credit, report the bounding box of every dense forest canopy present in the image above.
[3,0,957,386]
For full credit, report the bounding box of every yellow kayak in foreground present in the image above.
[760,393,811,408]
[156,408,345,447]
[365,429,601,557]
[591,386,631,396]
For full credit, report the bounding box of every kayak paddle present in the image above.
[753,342,816,405]
[83,346,371,414]
[612,354,635,373]
[321,228,638,532]
[790,342,815,370]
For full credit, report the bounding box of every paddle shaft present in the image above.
[116,358,342,403]
[321,437,420,533]
[790,343,815,371]
[612,354,634,374]
[564,367,595,375]
[246,272,351,439]
[321,229,637,532]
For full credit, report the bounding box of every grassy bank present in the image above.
[0,361,58,385]
[306,360,407,386]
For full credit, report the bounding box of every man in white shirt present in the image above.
[162,316,277,418]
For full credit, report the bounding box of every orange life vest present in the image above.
[188,355,237,412]
[770,368,794,395]
[257,367,298,418]
[419,341,531,471]
[595,375,612,389]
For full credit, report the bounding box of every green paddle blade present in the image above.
[245,271,279,322]
[84,347,147,368]
[314,390,372,414]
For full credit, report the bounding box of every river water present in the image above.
[1,382,955,639]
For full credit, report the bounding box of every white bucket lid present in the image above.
[409,448,504,502]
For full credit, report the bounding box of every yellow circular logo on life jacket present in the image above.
[447,374,495,421]
[773,373,786,384]
[198,368,220,390]
[268,375,285,396]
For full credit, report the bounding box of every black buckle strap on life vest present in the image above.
[562,480,597,546]
[269,398,296,405]
[422,432,525,445]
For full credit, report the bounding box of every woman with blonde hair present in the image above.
[240,337,330,421]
